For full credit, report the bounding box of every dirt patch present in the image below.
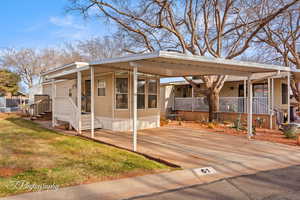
[163,121,299,147]
[0,167,23,177]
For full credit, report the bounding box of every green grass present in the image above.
[0,115,172,197]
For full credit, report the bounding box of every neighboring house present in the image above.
[160,73,295,129]
[0,91,28,112]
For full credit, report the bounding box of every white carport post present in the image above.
[247,76,253,138]
[77,71,82,134]
[287,72,291,123]
[268,78,272,129]
[191,87,194,112]
[51,79,56,127]
[132,65,138,152]
[90,66,95,138]
[271,78,274,128]
[244,79,247,113]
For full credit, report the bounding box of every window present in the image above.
[282,83,288,104]
[148,79,158,108]
[97,80,106,96]
[253,83,268,97]
[137,79,145,109]
[116,77,128,109]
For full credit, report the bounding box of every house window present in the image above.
[148,79,158,108]
[253,83,268,97]
[282,83,288,104]
[137,79,145,109]
[97,80,106,96]
[116,77,128,109]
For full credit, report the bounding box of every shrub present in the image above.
[280,124,300,139]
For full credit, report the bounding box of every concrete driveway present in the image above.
[83,127,300,176]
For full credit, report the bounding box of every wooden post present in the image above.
[91,67,95,138]
[77,71,82,134]
[133,66,138,152]
[247,76,253,138]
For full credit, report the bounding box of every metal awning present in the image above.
[90,51,290,77]
[47,51,290,79]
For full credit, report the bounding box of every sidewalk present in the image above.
[2,162,298,200]
[0,164,261,200]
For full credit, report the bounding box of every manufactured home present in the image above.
[33,51,298,148]
[41,62,160,132]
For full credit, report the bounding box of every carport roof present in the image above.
[47,51,290,79]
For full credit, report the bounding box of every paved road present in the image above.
[127,165,300,200]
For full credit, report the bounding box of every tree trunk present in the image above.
[207,89,220,122]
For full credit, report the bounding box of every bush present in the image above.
[281,124,300,139]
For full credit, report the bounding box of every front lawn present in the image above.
[0,114,172,197]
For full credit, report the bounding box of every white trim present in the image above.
[47,65,90,80]
[42,62,89,76]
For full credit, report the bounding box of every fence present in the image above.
[0,97,28,112]
[174,97,269,115]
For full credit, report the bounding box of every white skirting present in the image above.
[95,115,160,132]
[54,113,160,132]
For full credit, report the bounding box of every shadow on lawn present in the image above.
[6,117,61,135]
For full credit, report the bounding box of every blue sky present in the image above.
[0,0,178,84]
[0,0,115,49]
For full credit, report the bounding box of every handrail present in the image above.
[53,96,78,130]
[30,98,51,116]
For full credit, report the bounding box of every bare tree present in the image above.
[77,36,124,61]
[255,7,300,101]
[0,48,40,89]
[67,0,299,121]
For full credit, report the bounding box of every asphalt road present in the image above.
[126,165,300,200]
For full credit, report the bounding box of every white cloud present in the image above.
[49,15,85,30]
[49,15,90,40]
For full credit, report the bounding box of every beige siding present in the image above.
[94,74,113,118]
[160,85,174,118]
[220,81,240,97]
[42,84,52,98]
[55,80,76,97]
